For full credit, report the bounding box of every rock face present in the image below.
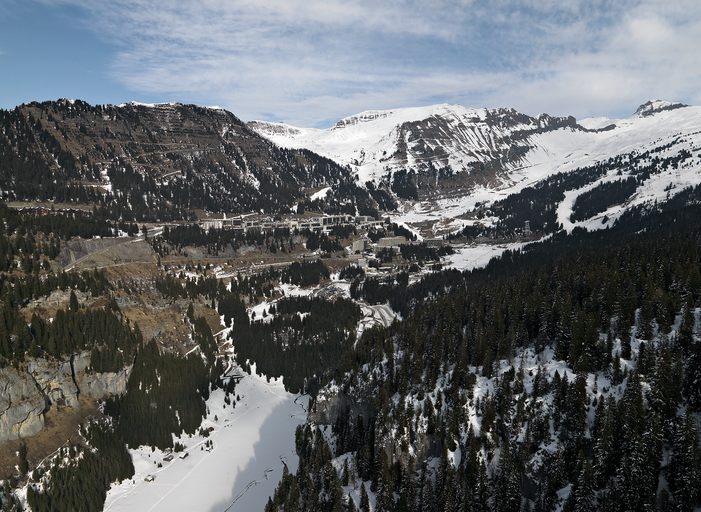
[73,351,131,399]
[0,366,46,443]
[249,104,582,198]
[27,357,80,408]
[0,352,131,443]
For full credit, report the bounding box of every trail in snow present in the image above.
[357,303,399,339]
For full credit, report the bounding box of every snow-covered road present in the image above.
[104,370,308,512]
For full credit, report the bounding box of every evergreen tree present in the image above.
[18,443,28,477]
[68,290,79,312]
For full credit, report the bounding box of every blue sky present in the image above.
[1,0,700,127]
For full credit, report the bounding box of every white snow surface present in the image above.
[104,369,307,512]
[444,242,526,271]
[578,116,616,130]
[252,102,700,184]
[357,302,399,339]
[252,103,510,183]
[310,186,332,201]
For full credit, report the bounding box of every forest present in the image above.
[234,296,362,394]
[1,130,700,511]
[25,420,134,512]
[569,177,638,222]
[452,146,695,240]
[0,100,379,220]
[265,186,701,512]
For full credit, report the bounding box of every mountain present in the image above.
[249,101,701,209]
[0,99,378,220]
[249,104,580,200]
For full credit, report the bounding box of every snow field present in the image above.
[104,369,308,512]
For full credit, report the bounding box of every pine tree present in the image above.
[573,459,595,512]
[359,482,370,512]
[681,304,701,410]
[18,442,29,476]
[494,444,522,512]
[670,414,699,512]
[69,290,79,312]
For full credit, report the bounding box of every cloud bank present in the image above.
[42,0,701,126]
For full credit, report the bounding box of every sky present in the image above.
[1,0,700,127]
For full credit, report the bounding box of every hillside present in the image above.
[264,187,701,512]
[0,97,700,512]
[250,104,579,193]
[0,100,378,220]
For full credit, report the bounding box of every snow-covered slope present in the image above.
[251,101,701,234]
[250,100,697,186]
[104,369,307,512]
[249,104,580,185]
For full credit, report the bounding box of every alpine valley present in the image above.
[0,97,699,512]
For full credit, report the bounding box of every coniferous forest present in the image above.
[264,190,701,512]
[0,181,700,511]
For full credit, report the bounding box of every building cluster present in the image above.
[199,214,385,233]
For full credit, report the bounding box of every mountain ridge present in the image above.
[0,99,379,220]
[248,100,701,209]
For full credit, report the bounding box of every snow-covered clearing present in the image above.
[104,369,308,512]
[444,242,525,271]
[556,160,701,233]
[357,303,399,339]
[310,186,331,201]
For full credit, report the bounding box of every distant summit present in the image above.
[634,99,688,117]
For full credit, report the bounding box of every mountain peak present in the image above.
[634,99,688,117]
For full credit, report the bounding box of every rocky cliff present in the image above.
[0,352,130,443]
[0,366,47,442]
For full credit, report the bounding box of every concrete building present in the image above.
[197,212,382,235]
[351,239,369,253]
[376,236,408,248]
[201,218,224,230]
[425,238,445,248]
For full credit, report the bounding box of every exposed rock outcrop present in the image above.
[73,351,131,399]
[0,352,131,443]
[27,358,80,408]
[0,366,47,443]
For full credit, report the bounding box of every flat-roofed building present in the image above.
[376,236,408,248]
[352,239,369,253]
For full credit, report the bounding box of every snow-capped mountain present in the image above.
[250,100,701,236]
[249,104,580,192]
[249,100,701,202]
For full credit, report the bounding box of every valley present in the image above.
[0,97,699,512]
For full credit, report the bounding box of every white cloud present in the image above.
[488,8,701,118]
[38,0,701,125]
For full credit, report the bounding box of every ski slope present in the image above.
[104,370,308,512]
